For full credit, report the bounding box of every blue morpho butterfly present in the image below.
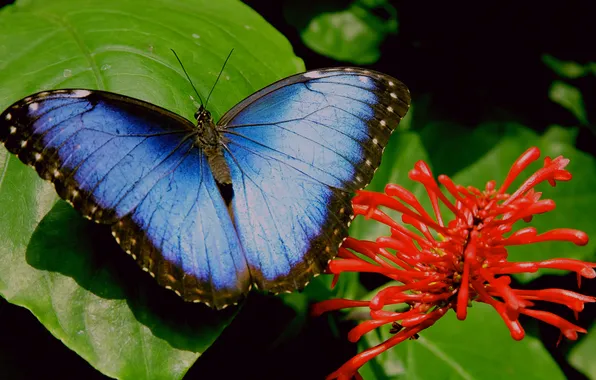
[0,59,410,309]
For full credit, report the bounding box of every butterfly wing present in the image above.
[219,67,411,292]
[0,90,249,308]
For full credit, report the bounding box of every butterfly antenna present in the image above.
[205,48,234,107]
[171,49,204,106]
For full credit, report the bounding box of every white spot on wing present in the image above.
[72,90,92,98]
[303,71,326,79]
[5,113,11,121]
[34,153,42,161]
[9,126,16,134]
[29,103,39,111]
[20,140,27,148]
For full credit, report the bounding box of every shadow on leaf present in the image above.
[26,201,237,353]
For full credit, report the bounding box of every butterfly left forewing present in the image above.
[0,90,250,308]
[0,90,194,221]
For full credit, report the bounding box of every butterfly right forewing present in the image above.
[219,67,411,293]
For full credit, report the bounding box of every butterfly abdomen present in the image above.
[205,149,232,185]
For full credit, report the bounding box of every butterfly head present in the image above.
[194,105,212,124]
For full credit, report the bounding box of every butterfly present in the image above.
[0,67,410,309]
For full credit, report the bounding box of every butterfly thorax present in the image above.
[194,106,232,185]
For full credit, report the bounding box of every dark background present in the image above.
[1,0,595,379]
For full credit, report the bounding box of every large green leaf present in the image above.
[0,0,303,378]
[359,302,565,379]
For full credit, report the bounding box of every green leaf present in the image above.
[359,302,565,379]
[549,80,588,124]
[0,0,304,378]
[568,323,596,379]
[284,0,398,64]
[543,54,596,79]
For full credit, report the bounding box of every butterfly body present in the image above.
[193,105,232,185]
[0,68,410,309]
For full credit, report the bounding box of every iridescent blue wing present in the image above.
[0,90,249,308]
[219,67,411,292]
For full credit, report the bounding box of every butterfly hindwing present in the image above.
[220,67,411,292]
[0,90,249,308]
[111,148,250,308]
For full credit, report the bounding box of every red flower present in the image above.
[312,147,596,380]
